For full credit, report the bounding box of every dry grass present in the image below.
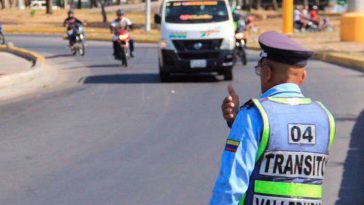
[0,8,161,42]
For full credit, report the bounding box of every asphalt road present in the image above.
[1,35,363,205]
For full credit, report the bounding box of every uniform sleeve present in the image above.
[209,107,262,205]
[110,20,116,28]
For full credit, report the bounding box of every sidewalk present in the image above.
[0,52,33,76]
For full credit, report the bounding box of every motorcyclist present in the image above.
[0,18,4,45]
[63,10,84,46]
[0,16,3,33]
[310,5,320,25]
[246,15,258,33]
[234,14,248,65]
[236,15,247,32]
[235,14,247,45]
[110,9,135,58]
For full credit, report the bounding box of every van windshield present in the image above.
[165,0,229,24]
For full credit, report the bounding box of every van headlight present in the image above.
[160,39,175,50]
[221,38,235,50]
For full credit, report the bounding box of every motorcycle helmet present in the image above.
[116,9,125,17]
[247,15,254,23]
[68,10,74,15]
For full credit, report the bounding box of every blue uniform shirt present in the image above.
[209,83,304,205]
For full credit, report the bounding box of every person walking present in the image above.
[210,31,336,205]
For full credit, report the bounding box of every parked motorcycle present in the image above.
[68,24,85,56]
[0,26,5,45]
[234,31,248,65]
[306,20,320,32]
[114,30,130,67]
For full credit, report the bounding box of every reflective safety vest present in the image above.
[240,97,336,205]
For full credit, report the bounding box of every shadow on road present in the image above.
[335,108,364,205]
[85,64,122,68]
[65,64,135,70]
[46,54,74,59]
[82,73,220,84]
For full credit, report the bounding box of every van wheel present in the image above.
[224,69,233,81]
[159,62,169,82]
[159,71,169,82]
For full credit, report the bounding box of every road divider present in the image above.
[0,43,45,66]
[0,44,59,101]
[315,52,364,72]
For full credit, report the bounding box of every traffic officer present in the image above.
[209,31,336,205]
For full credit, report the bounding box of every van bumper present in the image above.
[159,49,234,73]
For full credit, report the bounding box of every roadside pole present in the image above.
[282,0,293,34]
[341,0,364,42]
[145,0,151,32]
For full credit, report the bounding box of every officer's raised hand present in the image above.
[221,85,240,125]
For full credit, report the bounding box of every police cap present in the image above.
[258,31,314,67]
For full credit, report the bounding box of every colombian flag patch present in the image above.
[225,139,240,153]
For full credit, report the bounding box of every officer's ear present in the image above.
[299,69,307,85]
[264,65,273,82]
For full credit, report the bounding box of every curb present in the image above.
[0,44,45,66]
[0,44,53,91]
[247,43,261,51]
[314,52,364,72]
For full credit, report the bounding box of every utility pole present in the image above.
[145,0,151,32]
[282,0,293,34]
[341,0,364,42]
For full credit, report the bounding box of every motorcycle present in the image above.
[68,24,85,56]
[0,26,5,45]
[115,29,130,67]
[234,31,248,65]
[306,20,320,32]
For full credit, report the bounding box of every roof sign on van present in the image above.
[167,1,218,6]
[179,14,213,21]
[165,0,229,24]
